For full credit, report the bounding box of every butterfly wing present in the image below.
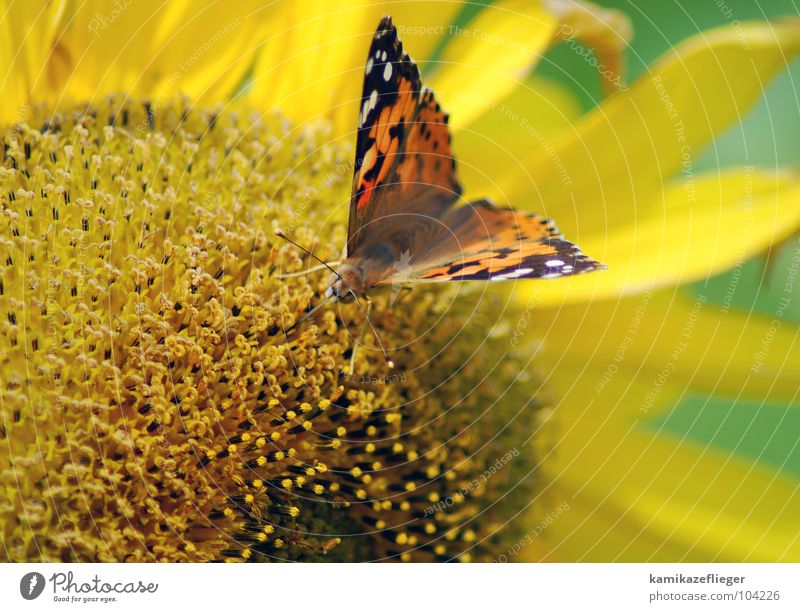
[348,15,462,256]
[373,199,605,285]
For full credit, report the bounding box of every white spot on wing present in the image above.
[366,58,374,74]
[490,267,534,281]
[545,259,565,267]
[369,89,378,110]
[360,99,370,126]
[383,62,392,81]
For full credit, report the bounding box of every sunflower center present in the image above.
[0,97,543,562]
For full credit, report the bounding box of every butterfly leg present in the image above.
[390,285,414,307]
[348,298,373,375]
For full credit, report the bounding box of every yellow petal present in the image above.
[249,1,460,136]
[504,18,800,231]
[521,358,800,561]
[0,8,25,125]
[144,1,273,105]
[48,0,174,101]
[429,0,557,130]
[525,167,800,306]
[526,286,800,402]
[522,480,703,562]
[7,0,65,84]
[48,1,266,106]
[380,2,463,68]
[455,74,582,199]
[0,0,65,122]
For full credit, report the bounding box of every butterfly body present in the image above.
[324,262,370,302]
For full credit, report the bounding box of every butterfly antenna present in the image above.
[350,290,394,369]
[278,261,340,279]
[275,231,343,281]
[276,232,344,333]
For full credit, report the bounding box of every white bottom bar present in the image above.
[2,563,798,611]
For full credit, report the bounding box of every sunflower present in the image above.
[1,0,798,562]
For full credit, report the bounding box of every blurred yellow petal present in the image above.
[523,480,705,562]
[48,0,266,106]
[5,0,65,88]
[503,19,800,233]
[0,8,25,125]
[0,0,65,122]
[144,1,272,105]
[382,2,463,68]
[522,357,800,561]
[250,1,373,133]
[455,74,582,199]
[528,285,800,402]
[525,167,800,306]
[48,0,174,101]
[429,0,557,130]
[249,1,460,135]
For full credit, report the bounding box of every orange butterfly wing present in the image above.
[374,199,605,284]
[348,16,461,256]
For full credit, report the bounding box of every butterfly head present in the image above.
[325,264,363,303]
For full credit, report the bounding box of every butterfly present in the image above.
[282,15,603,313]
